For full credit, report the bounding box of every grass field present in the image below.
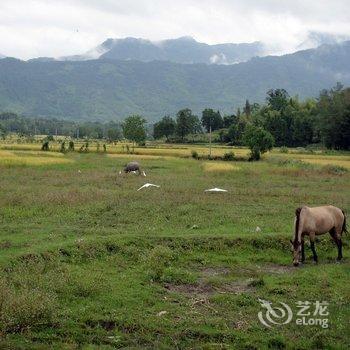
[0,147,349,349]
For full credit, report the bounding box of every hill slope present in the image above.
[0,41,349,121]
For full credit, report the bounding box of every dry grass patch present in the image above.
[0,150,73,166]
[202,162,241,172]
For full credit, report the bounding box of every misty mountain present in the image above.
[297,31,349,51]
[0,41,349,122]
[60,36,265,64]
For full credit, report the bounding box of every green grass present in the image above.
[0,150,349,349]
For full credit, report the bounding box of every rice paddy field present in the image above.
[0,143,349,349]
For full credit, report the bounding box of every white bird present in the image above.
[256,226,261,232]
[137,183,160,191]
[204,187,228,192]
[78,170,82,174]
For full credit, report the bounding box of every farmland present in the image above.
[0,145,349,349]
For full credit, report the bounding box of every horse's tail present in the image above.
[294,207,302,241]
[341,210,348,234]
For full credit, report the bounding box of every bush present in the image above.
[223,151,235,161]
[68,141,74,151]
[191,150,199,159]
[41,141,49,151]
[59,141,66,153]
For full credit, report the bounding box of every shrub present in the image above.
[41,141,49,151]
[59,141,66,153]
[223,151,235,161]
[191,150,199,159]
[68,141,74,151]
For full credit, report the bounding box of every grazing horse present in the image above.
[291,206,347,266]
[119,161,146,176]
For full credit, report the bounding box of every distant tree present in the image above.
[154,116,176,140]
[317,85,350,149]
[243,124,274,160]
[266,89,289,111]
[105,121,121,141]
[201,109,223,132]
[227,118,247,145]
[176,108,200,140]
[222,114,236,128]
[122,115,147,145]
[243,99,251,116]
[0,124,6,139]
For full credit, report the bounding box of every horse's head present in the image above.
[290,239,301,266]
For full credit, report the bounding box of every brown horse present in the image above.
[291,206,347,266]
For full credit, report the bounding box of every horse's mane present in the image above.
[293,207,302,247]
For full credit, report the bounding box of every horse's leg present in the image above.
[309,233,318,263]
[301,238,305,262]
[330,227,343,261]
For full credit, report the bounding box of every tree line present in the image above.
[0,85,349,152]
[153,84,350,150]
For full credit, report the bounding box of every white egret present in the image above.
[204,188,228,192]
[137,183,160,191]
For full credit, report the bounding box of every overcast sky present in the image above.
[1,0,349,59]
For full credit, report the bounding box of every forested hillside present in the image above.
[0,41,349,121]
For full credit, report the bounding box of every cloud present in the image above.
[0,0,349,59]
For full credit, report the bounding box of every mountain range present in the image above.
[0,40,349,122]
[58,36,265,65]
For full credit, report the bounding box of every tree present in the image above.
[266,89,289,111]
[243,99,251,116]
[317,86,350,149]
[243,125,274,160]
[222,114,236,128]
[122,115,147,145]
[176,109,200,140]
[0,124,6,139]
[201,109,223,132]
[154,116,176,141]
[105,121,121,141]
[227,118,247,145]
